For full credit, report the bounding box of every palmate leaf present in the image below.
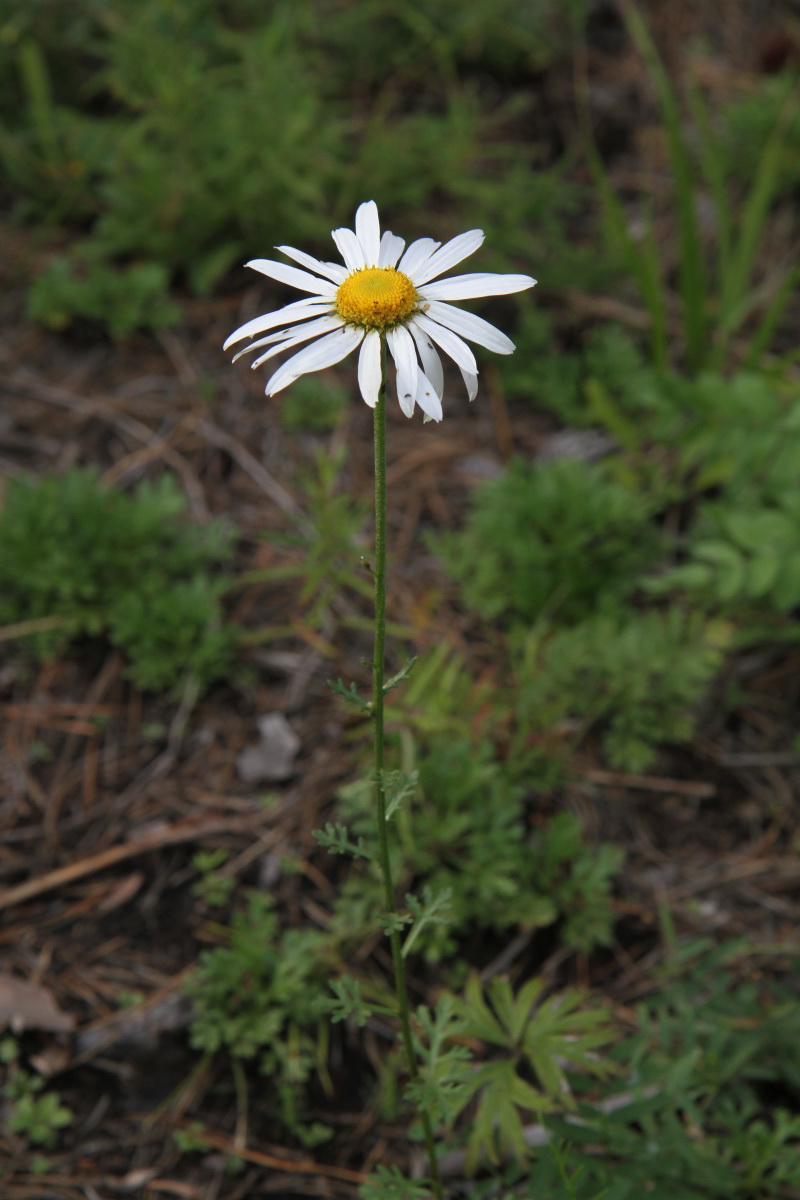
[519,987,618,1101]
[465,1059,557,1172]
[456,973,618,1165]
[484,975,547,1046]
[359,1164,433,1200]
[459,974,510,1045]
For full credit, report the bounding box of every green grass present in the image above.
[584,4,797,373]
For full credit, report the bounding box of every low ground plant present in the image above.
[353,940,800,1199]
[513,609,727,773]
[508,940,800,1200]
[436,458,660,627]
[329,739,622,960]
[0,0,592,336]
[186,891,334,1147]
[0,468,238,691]
[1,1037,73,1150]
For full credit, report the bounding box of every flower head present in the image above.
[224,201,536,422]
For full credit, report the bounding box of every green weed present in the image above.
[27,255,180,339]
[647,496,800,620]
[330,738,622,959]
[191,849,236,909]
[1,0,591,336]
[514,609,726,773]
[534,941,800,1199]
[1,1038,73,1149]
[360,942,800,1199]
[186,891,333,1147]
[0,468,238,692]
[361,982,615,1179]
[506,327,800,509]
[437,457,660,626]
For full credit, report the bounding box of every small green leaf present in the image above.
[383,656,418,695]
[402,886,453,958]
[312,822,371,860]
[328,678,371,713]
[325,977,374,1027]
[379,911,412,937]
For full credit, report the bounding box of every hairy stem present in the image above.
[372,342,443,1199]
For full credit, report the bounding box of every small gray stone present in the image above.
[237,713,301,783]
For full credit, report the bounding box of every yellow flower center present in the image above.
[335,267,419,331]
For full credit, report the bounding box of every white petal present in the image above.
[355,201,381,267]
[331,227,367,272]
[397,237,441,279]
[387,326,419,417]
[233,312,342,363]
[246,258,337,297]
[460,367,478,402]
[424,300,515,354]
[358,330,382,408]
[232,324,311,363]
[409,324,444,399]
[412,313,477,377]
[415,369,443,422]
[265,326,364,395]
[251,315,345,368]
[421,272,537,301]
[224,298,332,350]
[411,229,484,286]
[276,245,347,284]
[379,231,405,268]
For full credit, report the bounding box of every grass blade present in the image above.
[584,137,669,370]
[744,263,800,370]
[714,94,796,365]
[622,2,707,370]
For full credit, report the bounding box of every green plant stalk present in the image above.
[372,341,443,1200]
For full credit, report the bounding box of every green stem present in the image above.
[372,341,444,1200]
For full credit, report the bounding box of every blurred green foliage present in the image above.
[1,1038,73,1150]
[27,255,180,338]
[589,7,799,373]
[445,320,800,773]
[514,610,727,772]
[0,469,238,691]
[0,0,595,335]
[436,457,660,625]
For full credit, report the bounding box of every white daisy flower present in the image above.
[224,200,536,423]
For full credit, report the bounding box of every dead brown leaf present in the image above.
[0,973,75,1035]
